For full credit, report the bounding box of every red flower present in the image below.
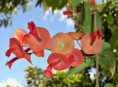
[90,0,94,5]
[66,48,84,67]
[63,10,73,18]
[5,38,32,68]
[44,53,70,79]
[47,53,70,71]
[44,64,54,79]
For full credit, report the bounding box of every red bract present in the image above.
[90,0,94,5]
[27,27,52,53]
[66,48,84,67]
[44,64,54,79]
[63,10,73,18]
[81,29,102,54]
[50,33,74,54]
[47,53,70,71]
[14,28,28,46]
[28,21,41,42]
[5,38,32,68]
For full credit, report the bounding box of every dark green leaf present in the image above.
[109,29,118,49]
[83,2,92,33]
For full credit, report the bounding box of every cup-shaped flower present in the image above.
[27,27,52,52]
[81,29,102,54]
[66,48,84,67]
[50,33,74,54]
[47,53,70,71]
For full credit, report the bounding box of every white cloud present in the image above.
[43,7,52,21]
[58,8,67,21]
[50,16,55,22]
[0,78,22,87]
[66,19,75,27]
[42,7,75,27]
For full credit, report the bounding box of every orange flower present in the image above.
[66,48,84,67]
[50,33,74,54]
[5,38,32,68]
[81,29,102,54]
[27,26,52,53]
[14,28,28,46]
[68,32,84,40]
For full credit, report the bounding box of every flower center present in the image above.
[69,55,76,63]
[60,43,65,48]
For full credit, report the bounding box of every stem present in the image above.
[95,55,99,87]
[76,40,82,49]
[93,1,100,87]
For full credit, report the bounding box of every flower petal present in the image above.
[6,48,18,57]
[34,50,44,57]
[44,64,54,79]
[24,52,32,64]
[5,57,19,69]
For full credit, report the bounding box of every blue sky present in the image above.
[0,0,102,85]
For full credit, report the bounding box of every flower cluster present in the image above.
[5,21,102,79]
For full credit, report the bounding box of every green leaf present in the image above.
[106,15,114,25]
[69,58,94,74]
[72,0,82,8]
[83,2,92,33]
[109,29,118,49]
[108,24,118,34]
[57,0,68,10]
[99,42,116,79]
[104,83,115,87]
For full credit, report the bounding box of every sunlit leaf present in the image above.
[69,58,94,74]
